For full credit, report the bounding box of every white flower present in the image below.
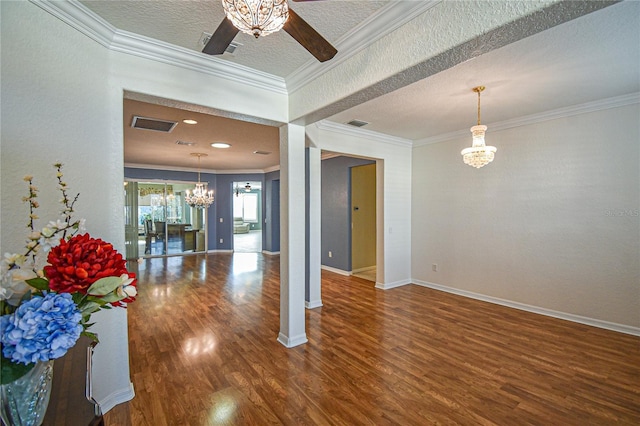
[2,253,27,269]
[116,274,137,299]
[0,268,37,305]
[41,225,56,238]
[77,218,87,234]
[38,236,55,253]
[28,231,42,240]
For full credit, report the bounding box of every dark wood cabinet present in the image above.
[43,337,103,426]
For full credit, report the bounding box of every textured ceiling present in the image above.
[80,0,390,78]
[75,0,639,171]
[328,1,640,141]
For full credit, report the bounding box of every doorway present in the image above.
[351,164,377,282]
[232,181,263,253]
[124,180,207,259]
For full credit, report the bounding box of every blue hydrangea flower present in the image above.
[0,292,82,364]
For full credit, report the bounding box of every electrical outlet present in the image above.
[219,218,223,222]
[432,264,438,272]
[219,238,223,244]
[328,251,332,258]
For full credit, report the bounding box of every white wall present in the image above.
[307,123,412,288]
[1,0,288,412]
[1,1,132,411]
[411,103,640,332]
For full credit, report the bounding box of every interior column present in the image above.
[277,123,308,347]
[307,146,322,308]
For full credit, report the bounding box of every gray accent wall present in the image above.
[321,156,375,272]
[214,174,264,250]
[265,170,280,253]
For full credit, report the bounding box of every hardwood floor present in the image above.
[105,253,640,425]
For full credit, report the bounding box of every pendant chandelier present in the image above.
[221,0,289,38]
[461,86,497,168]
[185,153,214,209]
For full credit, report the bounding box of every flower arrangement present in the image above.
[0,164,137,384]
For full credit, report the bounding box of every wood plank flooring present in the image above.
[105,253,640,425]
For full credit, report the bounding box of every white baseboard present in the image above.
[321,265,351,276]
[306,299,323,309]
[412,279,640,337]
[207,249,233,253]
[375,279,411,290]
[277,332,308,348]
[99,382,135,414]
[262,250,280,255]
[352,265,376,274]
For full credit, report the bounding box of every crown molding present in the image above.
[124,163,275,175]
[263,164,281,174]
[414,92,640,146]
[320,152,343,161]
[315,120,413,148]
[286,0,441,94]
[31,0,287,95]
[214,169,273,175]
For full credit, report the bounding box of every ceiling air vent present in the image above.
[131,116,178,133]
[199,32,241,54]
[176,140,196,146]
[346,119,369,128]
[253,151,271,155]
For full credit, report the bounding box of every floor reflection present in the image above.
[182,333,216,358]
[207,389,239,424]
[231,253,259,276]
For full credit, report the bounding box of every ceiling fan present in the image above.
[203,0,337,63]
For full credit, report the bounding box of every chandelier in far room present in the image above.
[185,153,214,209]
[461,86,497,168]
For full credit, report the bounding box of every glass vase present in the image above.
[1,360,54,426]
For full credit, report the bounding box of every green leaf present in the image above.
[87,276,122,296]
[79,301,101,316]
[81,331,99,343]
[25,277,49,291]
[0,355,35,385]
[98,293,124,304]
[72,292,85,305]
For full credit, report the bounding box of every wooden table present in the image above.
[43,337,103,426]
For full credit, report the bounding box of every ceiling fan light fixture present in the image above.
[222,0,289,38]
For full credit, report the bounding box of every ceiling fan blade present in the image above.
[203,17,239,55]
[283,9,337,62]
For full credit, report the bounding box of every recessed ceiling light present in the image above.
[182,119,198,125]
[211,142,231,149]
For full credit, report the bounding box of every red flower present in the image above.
[44,233,135,295]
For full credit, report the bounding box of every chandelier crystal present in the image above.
[461,86,497,168]
[221,0,289,38]
[185,153,214,209]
